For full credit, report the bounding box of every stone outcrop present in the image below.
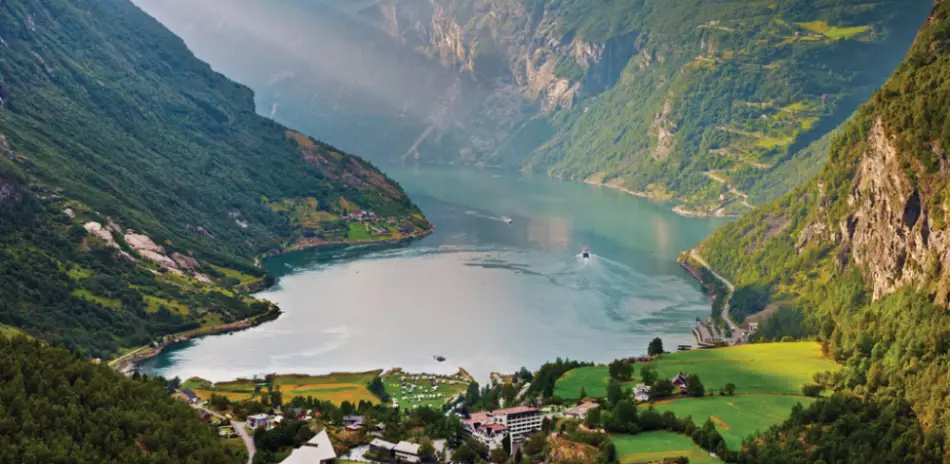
[840,119,950,305]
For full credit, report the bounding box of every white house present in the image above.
[282,430,337,464]
[394,441,421,463]
[247,413,272,430]
[634,384,652,403]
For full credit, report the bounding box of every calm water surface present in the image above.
[140,166,728,381]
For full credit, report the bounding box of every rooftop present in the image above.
[394,441,421,455]
[281,430,337,463]
[370,438,396,450]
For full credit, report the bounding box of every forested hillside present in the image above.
[136,0,930,215]
[0,0,430,357]
[0,336,243,463]
[698,0,950,453]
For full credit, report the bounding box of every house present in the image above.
[564,401,599,420]
[369,438,397,458]
[343,415,364,431]
[247,413,272,430]
[671,373,690,394]
[462,406,543,449]
[394,441,421,463]
[634,384,652,403]
[178,389,199,404]
[282,430,337,464]
[198,410,213,422]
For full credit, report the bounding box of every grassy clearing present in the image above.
[347,222,372,241]
[209,265,260,285]
[797,20,869,40]
[555,366,630,399]
[143,295,190,315]
[72,288,121,309]
[554,343,837,400]
[649,395,815,450]
[649,342,838,395]
[612,432,722,464]
[189,371,382,406]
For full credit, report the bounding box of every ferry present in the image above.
[502,216,513,224]
[582,246,590,258]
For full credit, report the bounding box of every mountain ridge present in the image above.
[0,0,430,357]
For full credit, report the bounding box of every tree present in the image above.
[686,375,705,398]
[490,446,509,463]
[579,386,588,399]
[466,381,481,406]
[640,365,658,386]
[452,444,478,464]
[585,406,602,428]
[606,379,624,406]
[502,383,518,405]
[653,379,675,398]
[419,439,436,461]
[518,367,534,383]
[523,433,547,459]
[723,383,736,396]
[609,359,634,381]
[648,337,664,356]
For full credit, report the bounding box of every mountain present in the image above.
[696,0,950,447]
[0,0,430,357]
[135,0,930,215]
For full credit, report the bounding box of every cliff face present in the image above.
[702,0,950,309]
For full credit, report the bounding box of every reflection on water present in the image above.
[139,166,728,382]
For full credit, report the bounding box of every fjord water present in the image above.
[141,166,727,381]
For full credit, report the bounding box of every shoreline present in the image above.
[118,227,434,374]
[111,309,281,374]
[580,178,739,218]
[255,226,435,263]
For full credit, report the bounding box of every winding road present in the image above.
[689,249,745,343]
[192,404,255,464]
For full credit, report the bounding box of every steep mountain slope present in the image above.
[0,0,430,357]
[0,336,243,463]
[136,0,930,214]
[698,0,950,444]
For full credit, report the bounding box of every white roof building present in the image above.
[282,430,337,464]
[394,441,421,463]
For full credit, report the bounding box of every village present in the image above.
[169,350,718,464]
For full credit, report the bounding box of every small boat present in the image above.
[433,355,446,362]
[582,246,590,258]
[502,216,513,224]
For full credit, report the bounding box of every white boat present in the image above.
[502,216,513,224]
[582,246,590,258]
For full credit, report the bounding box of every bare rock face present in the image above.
[842,118,950,305]
[83,222,118,248]
[650,96,678,161]
[171,252,200,270]
[124,231,164,254]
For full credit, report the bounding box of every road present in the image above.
[192,404,254,464]
[689,249,744,343]
[232,420,255,464]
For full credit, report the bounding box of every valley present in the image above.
[2,0,950,463]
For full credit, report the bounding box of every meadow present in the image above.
[650,395,815,450]
[612,432,723,464]
[383,371,470,409]
[182,371,382,405]
[555,342,838,399]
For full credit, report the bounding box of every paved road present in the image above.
[690,249,744,343]
[191,404,254,464]
[232,420,255,464]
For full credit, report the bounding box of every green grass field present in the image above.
[650,395,815,450]
[187,371,383,406]
[555,366,630,399]
[347,222,372,241]
[0,324,24,338]
[555,342,837,399]
[797,20,869,40]
[649,342,838,395]
[612,432,722,464]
